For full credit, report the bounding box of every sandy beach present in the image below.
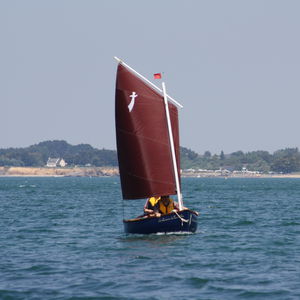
[1,166,300,178]
[0,166,119,177]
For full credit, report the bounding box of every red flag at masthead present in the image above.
[154,73,162,79]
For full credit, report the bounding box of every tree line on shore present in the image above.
[181,147,300,173]
[0,140,118,168]
[0,140,300,173]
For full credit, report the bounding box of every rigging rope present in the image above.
[172,210,189,224]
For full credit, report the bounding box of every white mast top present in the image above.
[114,56,183,109]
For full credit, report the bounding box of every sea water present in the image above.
[0,177,299,299]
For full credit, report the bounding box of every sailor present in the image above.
[144,195,179,217]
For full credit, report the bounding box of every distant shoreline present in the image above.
[1,166,300,178]
[182,173,300,179]
[0,166,119,177]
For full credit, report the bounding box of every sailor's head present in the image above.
[161,195,170,204]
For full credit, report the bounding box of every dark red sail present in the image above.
[115,63,180,200]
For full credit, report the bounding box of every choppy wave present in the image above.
[0,177,300,299]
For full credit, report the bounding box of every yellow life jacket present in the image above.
[149,196,161,207]
[158,198,175,215]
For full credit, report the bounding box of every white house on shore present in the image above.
[46,158,67,168]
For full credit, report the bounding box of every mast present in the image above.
[162,82,183,211]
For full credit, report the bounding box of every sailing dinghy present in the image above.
[114,57,198,234]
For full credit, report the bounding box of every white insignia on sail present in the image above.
[128,92,138,112]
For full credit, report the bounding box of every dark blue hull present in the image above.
[123,210,198,234]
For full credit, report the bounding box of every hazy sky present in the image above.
[1,0,300,154]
